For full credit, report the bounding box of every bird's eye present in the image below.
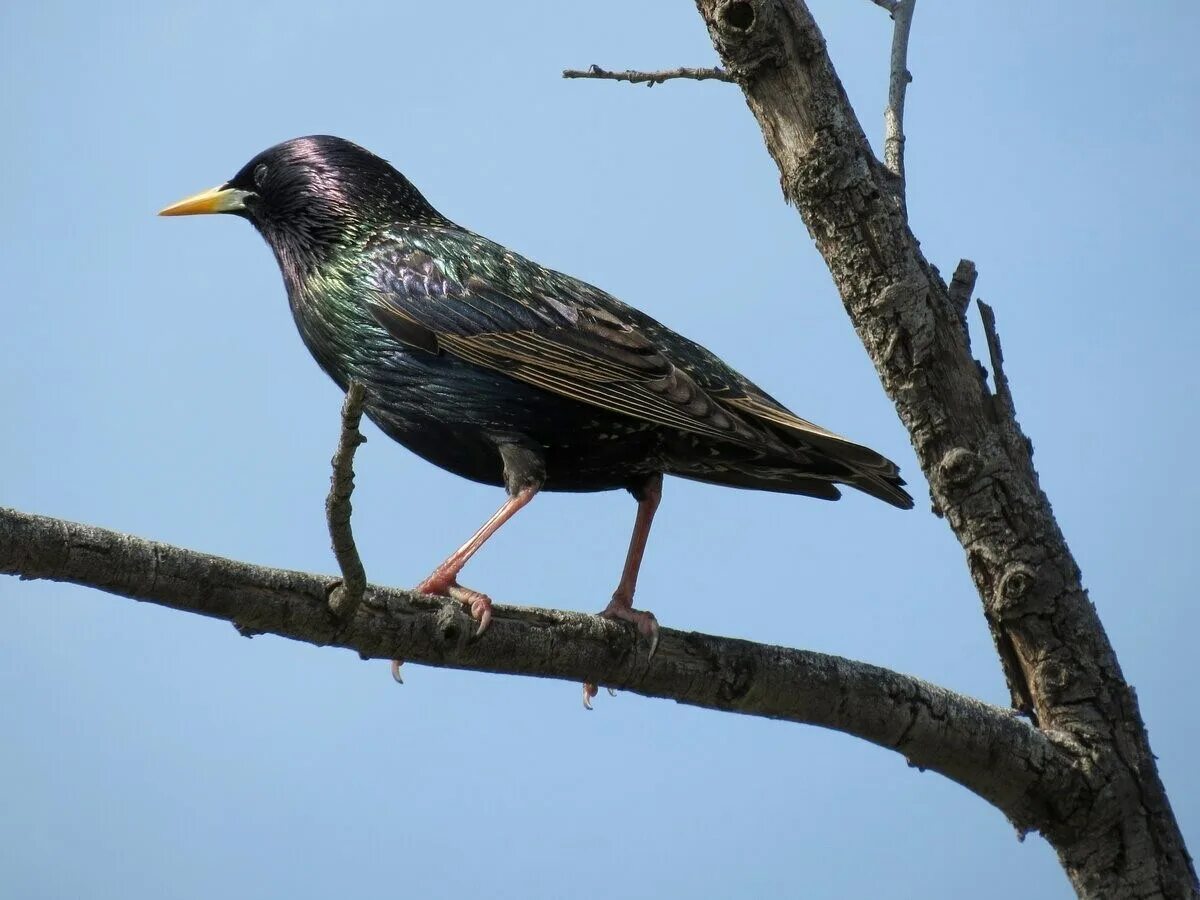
[253,163,269,188]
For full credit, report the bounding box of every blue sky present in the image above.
[1,2,1196,897]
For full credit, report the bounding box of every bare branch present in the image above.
[692,0,1196,893]
[948,258,978,322]
[325,382,367,618]
[976,300,1013,414]
[563,64,733,87]
[0,504,1074,830]
[870,0,899,12]
[884,0,916,192]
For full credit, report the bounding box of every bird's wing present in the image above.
[604,304,895,468]
[364,246,768,445]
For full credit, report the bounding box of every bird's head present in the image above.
[159,135,445,275]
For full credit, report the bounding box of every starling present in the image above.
[161,135,913,687]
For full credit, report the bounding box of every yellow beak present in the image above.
[158,184,252,216]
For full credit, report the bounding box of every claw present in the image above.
[600,601,659,658]
[583,682,598,710]
[391,659,404,684]
[428,581,494,637]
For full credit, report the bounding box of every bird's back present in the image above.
[352,224,913,508]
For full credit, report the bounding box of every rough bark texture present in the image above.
[2,504,1076,828]
[691,0,1195,896]
[2,5,1194,896]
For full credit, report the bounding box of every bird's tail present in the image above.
[679,444,913,509]
[795,429,914,509]
[711,395,915,509]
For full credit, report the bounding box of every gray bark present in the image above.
[691,0,1195,896]
[2,504,1075,828]
[1,3,1193,896]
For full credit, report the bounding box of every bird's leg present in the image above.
[606,474,663,624]
[415,484,539,635]
[393,446,544,682]
[585,473,663,708]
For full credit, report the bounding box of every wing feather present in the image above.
[362,234,913,508]
[366,245,767,445]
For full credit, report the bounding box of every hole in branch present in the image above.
[722,1,755,30]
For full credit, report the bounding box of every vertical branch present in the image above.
[326,381,368,618]
[976,301,1012,413]
[691,0,1196,893]
[948,258,978,325]
[883,0,916,196]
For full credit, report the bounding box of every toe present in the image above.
[600,602,659,656]
[446,583,494,637]
[475,602,492,636]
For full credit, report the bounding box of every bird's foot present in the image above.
[416,571,494,636]
[599,597,659,658]
[582,600,657,709]
[582,683,618,710]
[389,574,495,682]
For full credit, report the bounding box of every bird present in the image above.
[160,135,913,701]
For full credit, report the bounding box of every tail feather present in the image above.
[841,466,913,509]
[677,469,844,500]
[722,394,915,509]
[789,428,913,509]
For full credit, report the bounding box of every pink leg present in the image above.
[416,485,539,635]
[606,475,663,618]
[585,475,663,709]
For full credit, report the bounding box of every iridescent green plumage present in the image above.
[162,135,912,658]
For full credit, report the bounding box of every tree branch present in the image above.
[0,504,1074,831]
[883,0,916,193]
[562,64,733,86]
[325,381,367,619]
[692,0,1195,894]
[948,258,978,325]
[976,300,1013,414]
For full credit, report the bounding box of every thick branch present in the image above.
[0,504,1071,831]
[562,64,733,86]
[692,0,1195,894]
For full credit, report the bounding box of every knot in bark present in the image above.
[938,447,981,489]
[995,563,1038,617]
[435,601,466,647]
[783,129,855,205]
[706,0,784,79]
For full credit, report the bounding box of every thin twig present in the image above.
[325,381,367,619]
[883,0,916,195]
[562,64,733,87]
